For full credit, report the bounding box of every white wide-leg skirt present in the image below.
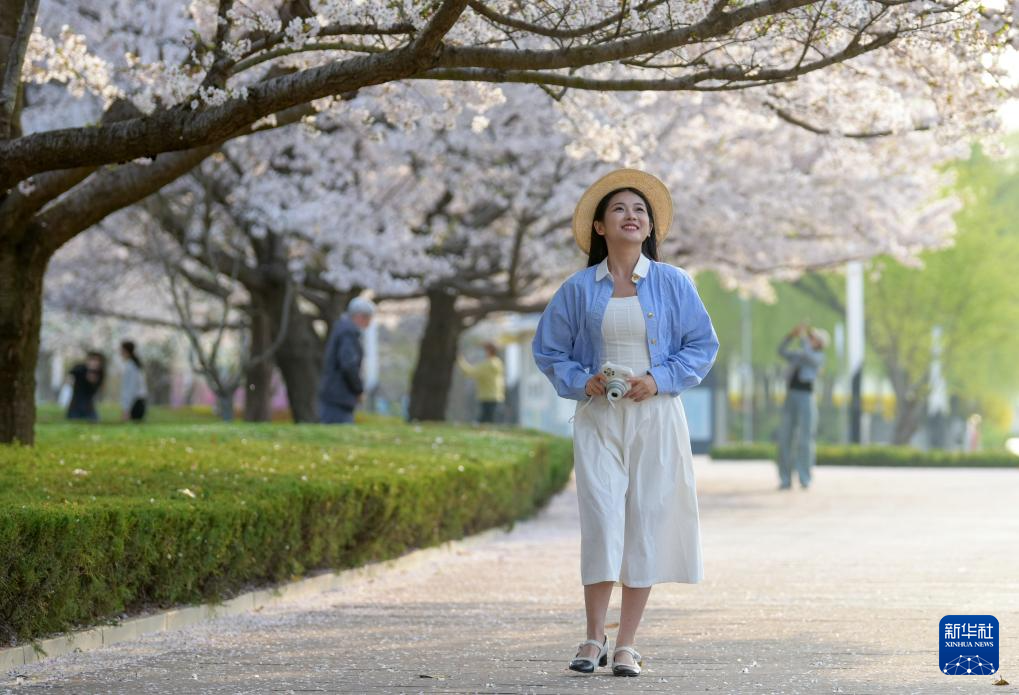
[572,394,702,587]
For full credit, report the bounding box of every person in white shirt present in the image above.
[120,340,148,422]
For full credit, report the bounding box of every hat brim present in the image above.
[572,169,674,254]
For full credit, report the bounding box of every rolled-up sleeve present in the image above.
[649,271,719,395]
[532,283,591,401]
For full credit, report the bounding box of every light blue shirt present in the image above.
[779,335,825,383]
[532,254,719,401]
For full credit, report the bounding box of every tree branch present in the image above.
[443,0,816,71]
[423,31,898,92]
[466,0,670,40]
[0,0,39,138]
[458,297,550,321]
[2,0,905,186]
[0,167,93,243]
[199,0,236,90]
[34,145,219,255]
[0,49,423,187]
[30,100,319,254]
[790,271,844,313]
[764,101,934,138]
[52,303,246,331]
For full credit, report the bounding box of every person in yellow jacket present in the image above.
[457,341,505,423]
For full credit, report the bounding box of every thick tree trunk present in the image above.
[0,237,48,444]
[216,392,235,422]
[270,293,323,423]
[892,395,925,445]
[243,306,273,422]
[889,368,927,445]
[408,288,464,422]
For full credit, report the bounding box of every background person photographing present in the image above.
[456,341,505,424]
[777,322,829,490]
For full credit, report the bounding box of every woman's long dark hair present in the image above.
[120,340,142,368]
[586,187,659,267]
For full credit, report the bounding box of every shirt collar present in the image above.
[595,253,651,283]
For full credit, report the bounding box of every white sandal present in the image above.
[612,645,643,677]
[568,635,607,673]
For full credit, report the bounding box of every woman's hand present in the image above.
[585,373,607,397]
[626,374,659,402]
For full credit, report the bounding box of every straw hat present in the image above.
[572,168,674,254]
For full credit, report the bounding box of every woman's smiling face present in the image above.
[594,190,651,246]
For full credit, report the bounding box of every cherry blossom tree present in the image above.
[3,0,1015,442]
[46,75,1011,424]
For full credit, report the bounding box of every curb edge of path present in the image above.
[1,525,510,673]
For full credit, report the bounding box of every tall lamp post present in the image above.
[846,261,865,443]
[740,296,753,442]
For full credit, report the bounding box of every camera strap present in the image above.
[568,395,596,424]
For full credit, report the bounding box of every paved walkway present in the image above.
[5,459,1019,694]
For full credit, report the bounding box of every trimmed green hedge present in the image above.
[711,443,1018,468]
[0,422,572,644]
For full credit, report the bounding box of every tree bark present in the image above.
[0,0,38,139]
[216,392,236,422]
[888,367,927,445]
[407,287,464,421]
[243,304,274,422]
[892,395,925,445]
[269,291,324,423]
[0,236,48,444]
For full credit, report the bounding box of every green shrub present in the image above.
[0,422,572,644]
[708,443,777,461]
[710,443,1018,468]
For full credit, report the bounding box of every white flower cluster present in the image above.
[24,25,122,106]
[225,4,282,38]
[190,85,249,110]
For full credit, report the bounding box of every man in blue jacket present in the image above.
[318,297,375,424]
[777,323,828,489]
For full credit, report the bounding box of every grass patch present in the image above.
[711,443,1018,468]
[35,403,222,425]
[0,422,572,644]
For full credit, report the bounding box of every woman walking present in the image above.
[120,340,148,422]
[532,169,718,677]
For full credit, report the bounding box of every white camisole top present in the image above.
[601,295,651,375]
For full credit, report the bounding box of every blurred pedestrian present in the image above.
[457,341,505,423]
[532,169,718,677]
[964,414,982,452]
[66,351,105,422]
[777,323,828,490]
[120,340,148,422]
[318,296,375,424]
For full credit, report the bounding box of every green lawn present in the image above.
[35,403,222,425]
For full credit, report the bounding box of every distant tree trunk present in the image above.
[0,238,48,444]
[216,392,235,422]
[243,305,273,422]
[408,287,464,421]
[889,367,927,445]
[270,292,323,423]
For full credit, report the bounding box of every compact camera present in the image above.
[600,362,634,402]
